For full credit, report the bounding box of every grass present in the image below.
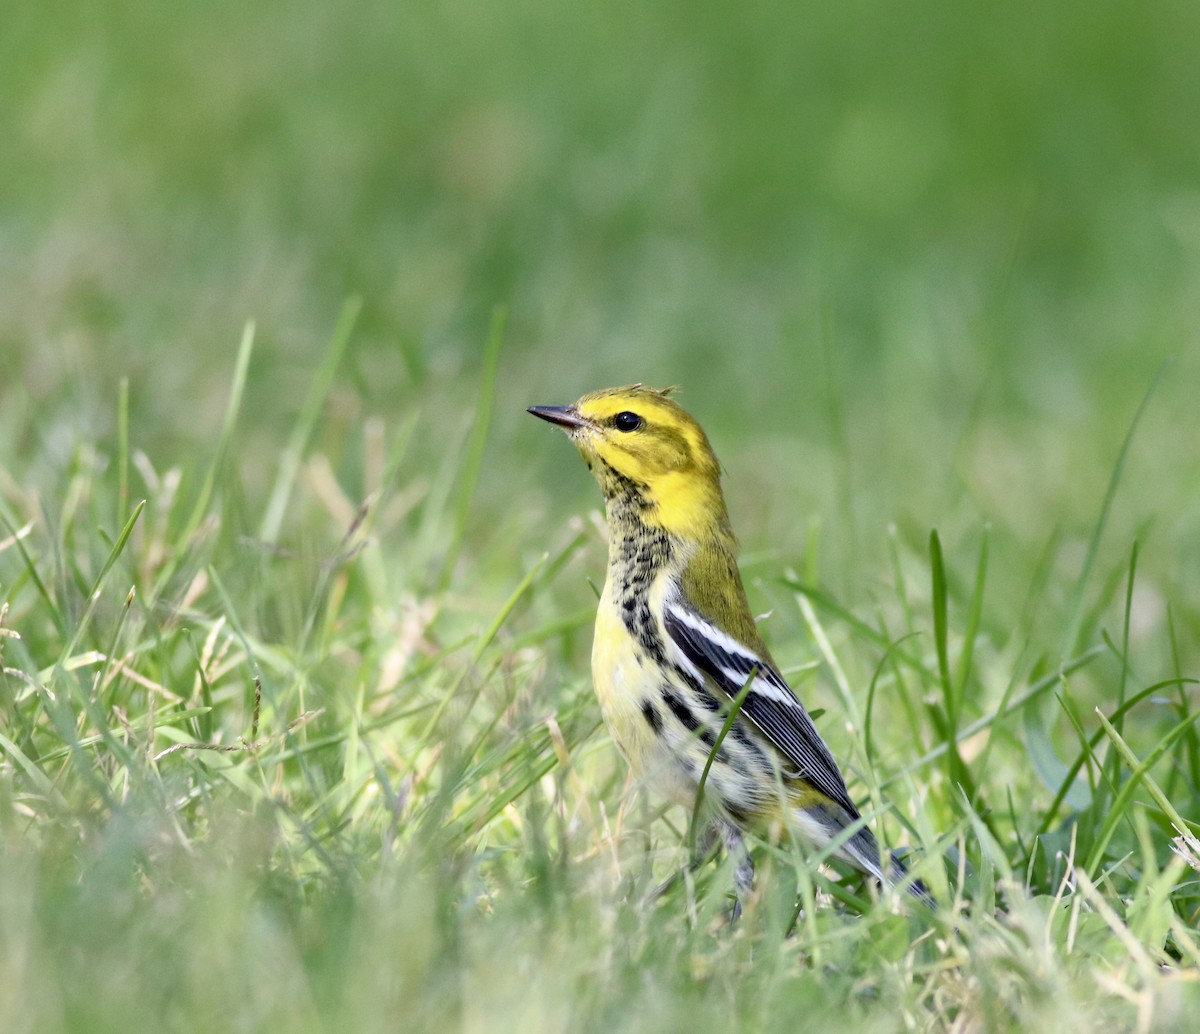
[3,0,1200,1030]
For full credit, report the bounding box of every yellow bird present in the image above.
[529,384,930,910]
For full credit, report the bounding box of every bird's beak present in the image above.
[527,404,589,431]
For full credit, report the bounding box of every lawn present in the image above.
[2,0,1200,1030]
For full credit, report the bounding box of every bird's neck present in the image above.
[602,473,735,577]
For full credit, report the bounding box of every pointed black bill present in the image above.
[527,405,588,430]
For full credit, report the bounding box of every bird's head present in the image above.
[528,384,728,537]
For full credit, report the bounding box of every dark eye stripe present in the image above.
[614,411,643,432]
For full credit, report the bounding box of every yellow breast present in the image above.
[590,575,699,808]
[591,581,657,767]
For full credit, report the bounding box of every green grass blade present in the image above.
[1035,677,1198,838]
[783,577,923,673]
[689,671,755,860]
[929,529,974,799]
[864,630,921,771]
[57,500,145,667]
[0,730,70,810]
[0,504,65,638]
[259,300,361,543]
[1084,706,1200,876]
[886,646,1104,787]
[930,529,954,720]
[1061,361,1167,659]
[183,321,255,539]
[473,552,547,662]
[117,377,129,525]
[1167,605,1200,797]
[438,306,506,592]
[953,524,988,704]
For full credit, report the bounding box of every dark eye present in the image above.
[613,411,643,432]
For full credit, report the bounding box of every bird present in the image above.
[528,383,931,912]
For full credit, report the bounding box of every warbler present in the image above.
[529,384,930,910]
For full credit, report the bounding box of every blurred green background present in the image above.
[5,0,1199,635]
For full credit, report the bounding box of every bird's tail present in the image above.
[883,849,935,909]
[798,804,935,908]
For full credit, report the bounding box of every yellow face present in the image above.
[529,384,726,537]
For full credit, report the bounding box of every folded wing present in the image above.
[662,601,862,820]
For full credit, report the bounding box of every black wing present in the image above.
[663,600,862,819]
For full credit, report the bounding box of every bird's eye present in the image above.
[613,411,643,432]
